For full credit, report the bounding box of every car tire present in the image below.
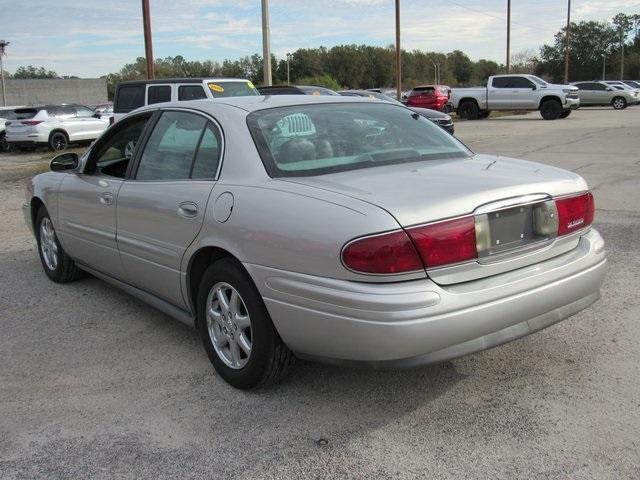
[559,110,571,118]
[611,96,627,110]
[35,207,84,283]
[0,132,12,153]
[48,131,68,151]
[539,99,562,120]
[457,101,479,120]
[478,111,491,119]
[197,258,295,389]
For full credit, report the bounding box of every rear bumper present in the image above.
[246,229,606,365]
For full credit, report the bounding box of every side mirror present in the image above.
[93,112,101,118]
[50,152,79,172]
[531,85,537,90]
[606,87,613,91]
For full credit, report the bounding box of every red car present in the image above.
[406,85,451,112]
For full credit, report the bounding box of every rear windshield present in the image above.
[207,81,259,98]
[0,110,21,120]
[247,103,471,177]
[12,108,38,120]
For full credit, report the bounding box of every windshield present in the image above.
[0,110,20,120]
[247,103,471,177]
[207,81,259,98]
[529,76,548,86]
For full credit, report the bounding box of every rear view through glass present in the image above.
[248,103,471,177]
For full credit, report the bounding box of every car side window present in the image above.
[178,85,207,101]
[509,77,534,88]
[147,85,172,105]
[115,85,145,113]
[592,83,607,91]
[191,122,222,179]
[492,77,509,88]
[89,114,151,178]
[136,111,207,181]
[75,105,95,117]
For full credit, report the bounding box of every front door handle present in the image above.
[178,202,198,218]
[99,192,113,205]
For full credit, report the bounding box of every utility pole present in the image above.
[602,55,606,80]
[286,53,291,85]
[506,0,511,73]
[0,40,8,106]
[141,0,155,79]
[564,0,571,83]
[261,0,272,86]
[620,31,625,79]
[395,0,401,101]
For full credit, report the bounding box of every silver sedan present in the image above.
[23,96,607,388]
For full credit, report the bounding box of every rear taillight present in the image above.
[342,192,594,275]
[555,192,594,236]
[342,230,422,274]
[21,120,43,126]
[407,216,477,268]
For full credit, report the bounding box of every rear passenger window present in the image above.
[115,85,145,113]
[191,123,222,179]
[492,77,510,88]
[178,85,207,101]
[148,85,172,105]
[136,111,206,181]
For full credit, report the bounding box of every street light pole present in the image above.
[620,31,625,80]
[506,0,511,73]
[261,0,272,86]
[564,0,571,83]
[141,0,154,79]
[0,40,8,107]
[395,0,401,101]
[602,55,606,80]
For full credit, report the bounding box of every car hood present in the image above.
[281,154,587,226]
[410,107,449,119]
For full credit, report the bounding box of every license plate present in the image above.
[476,203,553,258]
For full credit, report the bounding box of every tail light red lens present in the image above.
[21,120,43,126]
[407,216,477,268]
[342,230,423,274]
[556,192,594,236]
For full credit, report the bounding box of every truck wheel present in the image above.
[611,97,627,110]
[197,258,295,389]
[478,111,491,119]
[540,99,562,120]
[559,110,571,119]
[458,101,479,120]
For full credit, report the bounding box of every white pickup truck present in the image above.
[450,74,580,120]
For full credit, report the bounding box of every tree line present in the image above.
[7,12,639,97]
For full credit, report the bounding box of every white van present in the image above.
[112,78,259,123]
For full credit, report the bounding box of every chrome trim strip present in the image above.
[474,193,550,215]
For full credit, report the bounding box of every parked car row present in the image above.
[571,80,640,109]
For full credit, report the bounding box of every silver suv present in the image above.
[572,81,639,109]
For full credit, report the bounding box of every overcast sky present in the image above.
[1,0,638,77]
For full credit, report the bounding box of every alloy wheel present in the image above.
[206,282,252,369]
[51,133,67,150]
[39,217,59,271]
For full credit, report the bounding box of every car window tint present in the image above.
[178,85,207,101]
[136,111,206,181]
[191,122,222,179]
[592,83,607,91]
[92,115,150,178]
[148,85,172,104]
[508,77,534,88]
[49,106,75,118]
[115,85,145,113]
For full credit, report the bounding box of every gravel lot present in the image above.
[1,107,639,479]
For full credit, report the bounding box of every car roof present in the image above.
[136,94,383,114]
[117,78,251,86]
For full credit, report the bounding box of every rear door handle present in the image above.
[178,202,198,217]
[99,192,113,205]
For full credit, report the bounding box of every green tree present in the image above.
[447,50,474,85]
[13,65,59,79]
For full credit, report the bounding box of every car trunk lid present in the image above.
[283,154,590,284]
